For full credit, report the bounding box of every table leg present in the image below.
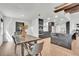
[21,44,24,56]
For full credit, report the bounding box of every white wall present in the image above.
[55,24,66,33]
[70,12,79,34]
[0,18,3,46]
[27,18,39,37]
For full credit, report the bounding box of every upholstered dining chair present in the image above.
[25,42,44,56]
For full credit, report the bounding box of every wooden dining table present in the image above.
[15,35,41,56]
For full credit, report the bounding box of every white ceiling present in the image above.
[0,3,61,21]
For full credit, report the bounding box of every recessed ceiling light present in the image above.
[55,15,58,18]
[47,18,50,20]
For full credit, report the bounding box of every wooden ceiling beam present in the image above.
[54,3,79,13]
[64,4,79,13]
[55,3,68,9]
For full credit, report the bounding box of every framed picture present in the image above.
[16,22,24,35]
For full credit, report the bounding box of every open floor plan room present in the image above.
[0,3,79,56]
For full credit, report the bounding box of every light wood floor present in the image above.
[0,36,79,56]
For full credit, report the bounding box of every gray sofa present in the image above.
[51,33,72,49]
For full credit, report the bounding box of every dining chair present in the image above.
[25,42,44,56]
[12,35,20,55]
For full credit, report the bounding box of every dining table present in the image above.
[15,35,41,56]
